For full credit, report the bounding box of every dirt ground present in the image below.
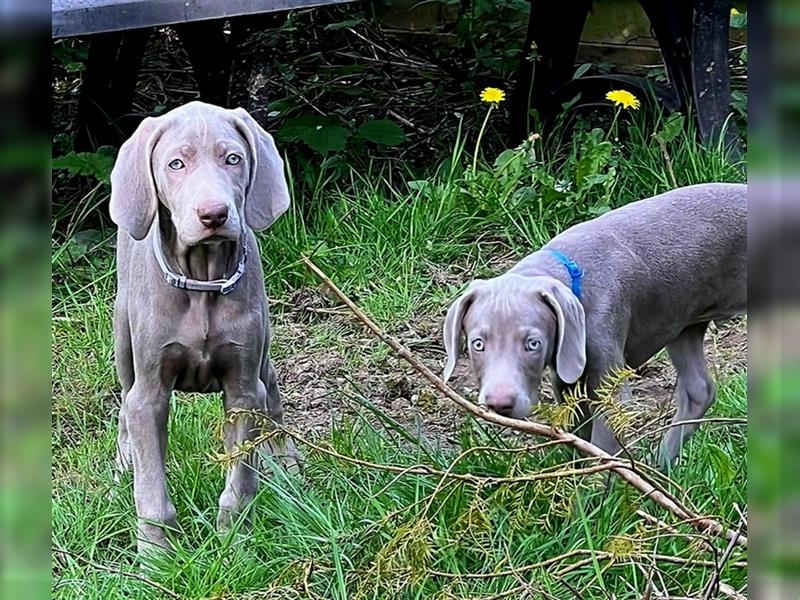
[271,280,747,448]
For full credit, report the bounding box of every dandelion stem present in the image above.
[472,105,494,173]
[607,106,621,142]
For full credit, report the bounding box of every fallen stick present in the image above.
[302,256,747,548]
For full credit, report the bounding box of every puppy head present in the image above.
[110,101,290,245]
[443,274,586,418]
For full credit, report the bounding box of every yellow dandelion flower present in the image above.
[480,87,506,105]
[605,89,640,110]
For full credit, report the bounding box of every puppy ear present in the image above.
[109,116,164,240]
[540,281,586,384]
[230,108,290,231]
[443,282,483,382]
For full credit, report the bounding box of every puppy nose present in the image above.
[197,203,229,229]
[484,385,517,417]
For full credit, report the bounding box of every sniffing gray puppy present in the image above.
[110,101,297,554]
[443,183,746,462]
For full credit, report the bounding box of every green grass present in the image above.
[52,111,747,599]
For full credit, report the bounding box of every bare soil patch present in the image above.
[271,286,747,449]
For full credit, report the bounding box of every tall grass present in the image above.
[52,112,747,599]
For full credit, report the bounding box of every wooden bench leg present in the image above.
[692,0,741,156]
[509,0,593,142]
[75,29,150,150]
[175,20,233,107]
[638,0,693,111]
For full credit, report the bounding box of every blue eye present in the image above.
[471,339,485,352]
[225,154,242,165]
[525,339,541,352]
[168,159,185,170]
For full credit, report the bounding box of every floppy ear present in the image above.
[109,116,166,240]
[540,281,586,384]
[230,108,290,231]
[443,282,483,382]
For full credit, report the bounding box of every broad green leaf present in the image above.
[357,119,406,146]
[654,113,686,145]
[276,114,332,143]
[303,124,351,154]
[52,147,117,183]
[493,149,519,172]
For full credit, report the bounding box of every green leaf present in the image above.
[276,115,331,143]
[277,115,351,154]
[493,149,519,172]
[561,92,582,112]
[324,18,363,31]
[730,11,747,29]
[705,443,735,486]
[654,113,685,145]
[52,147,117,183]
[357,119,406,146]
[572,63,592,80]
[303,124,351,154]
[575,134,612,190]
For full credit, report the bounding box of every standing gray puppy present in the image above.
[110,101,296,554]
[443,183,746,462]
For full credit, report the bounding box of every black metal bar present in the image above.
[638,0,693,111]
[74,28,151,150]
[692,0,741,154]
[509,0,593,142]
[175,20,233,107]
[52,0,355,38]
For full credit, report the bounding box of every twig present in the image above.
[636,510,718,555]
[702,506,747,600]
[273,427,624,486]
[656,138,679,188]
[717,581,747,600]
[53,547,181,599]
[301,256,747,548]
[623,417,747,451]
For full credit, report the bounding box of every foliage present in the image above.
[52,38,89,73]
[52,147,116,184]
[276,115,406,155]
[448,0,530,78]
[52,106,747,599]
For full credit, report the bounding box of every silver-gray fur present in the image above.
[111,101,297,554]
[443,183,746,463]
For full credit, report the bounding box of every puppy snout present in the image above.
[484,384,517,417]
[197,203,229,230]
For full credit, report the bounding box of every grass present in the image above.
[52,110,747,599]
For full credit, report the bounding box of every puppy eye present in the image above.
[168,159,185,171]
[471,339,485,352]
[525,339,541,352]
[225,153,242,166]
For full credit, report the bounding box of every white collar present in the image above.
[151,227,247,296]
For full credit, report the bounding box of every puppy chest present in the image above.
[160,317,257,392]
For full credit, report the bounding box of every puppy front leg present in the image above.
[585,360,627,456]
[126,382,176,555]
[217,379,264,533]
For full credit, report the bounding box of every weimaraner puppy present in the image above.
[110,101,297,554]
[443,183,746,463]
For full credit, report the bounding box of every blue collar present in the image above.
[544,249,583,299]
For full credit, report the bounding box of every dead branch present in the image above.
[702,506,747,600]
[302,256,747,548]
